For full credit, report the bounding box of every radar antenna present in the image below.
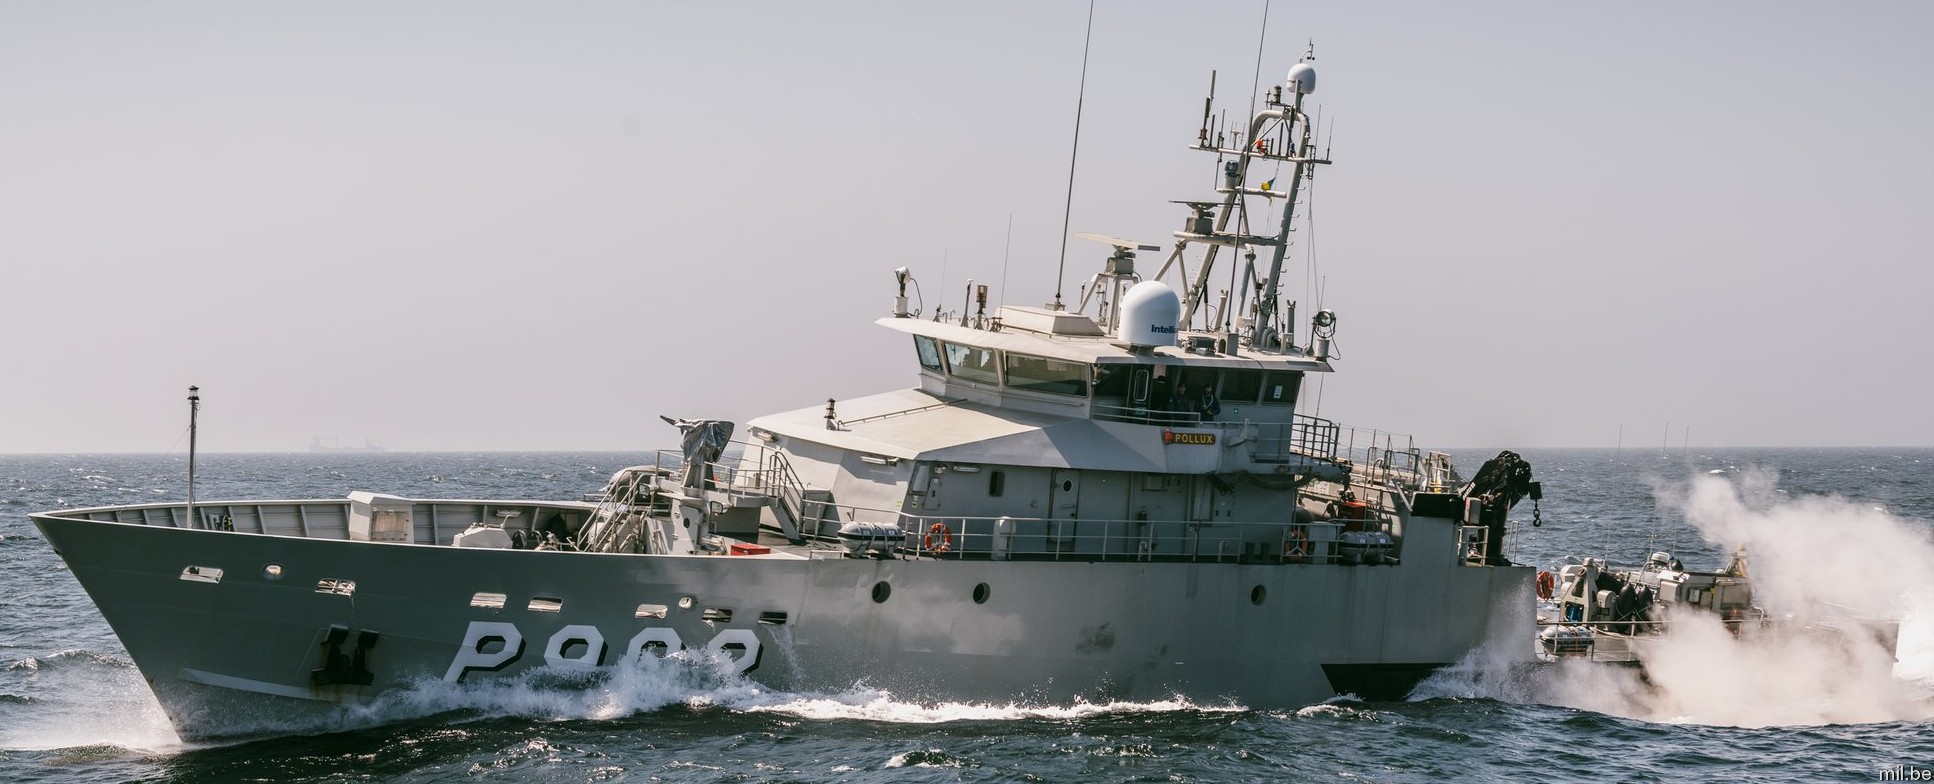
[1073,232,1158,330]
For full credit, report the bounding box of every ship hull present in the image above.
[36,506,1530,740]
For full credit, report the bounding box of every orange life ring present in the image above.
[923,522,953,554]
[1536,570,1555,600]
[1283,527,1309,563]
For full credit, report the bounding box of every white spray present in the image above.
[1417,469,1934,727]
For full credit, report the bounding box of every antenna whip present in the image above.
[1051,0,1096,311]
[186,385,200,527]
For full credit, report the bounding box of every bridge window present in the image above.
[1094,365,1131,398]
[1221,370,1262,403]
[1090,365,1157,422]
[913,335,944,371]
[1261,371,1303,405]
[1004,353,1087,396]
[942,342,1000,384]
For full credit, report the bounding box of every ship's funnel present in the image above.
[1116,280,1182,348]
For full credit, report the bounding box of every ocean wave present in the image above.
[160,647,1255,745]
[883,748,969,768]
[4,650,133,673]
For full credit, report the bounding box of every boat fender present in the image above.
[1535,570,1555,600]
[923,522,953,554]
[1615,585,1640,626]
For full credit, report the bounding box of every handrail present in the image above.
[887,513,1363,564]
[838,399,961,426]
[666,436,1494,567]
[1236,414,1341,463]
[764,449,811,539]
[1090,402,1207,426]
[1084,407,1352,469]
[680,483,1410,565]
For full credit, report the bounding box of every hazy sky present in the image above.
[3,1,1930,453]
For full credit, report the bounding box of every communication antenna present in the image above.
[186,385,200,527]
[1246,0,1271,128]
[999,214,1013,308]
[1051,0,1097,311]
[933,247,949,321]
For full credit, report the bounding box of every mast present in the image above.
[1169,48,1327,351]
[1256,55,1319,343]
[187,385,199,527]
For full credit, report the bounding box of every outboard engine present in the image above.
[837,521,904,558]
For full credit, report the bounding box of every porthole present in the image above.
[678,595,695,610]
[972,583,991,604]
[871,581,891,603]
[1250,584,1267,605]
[262,564,284,581]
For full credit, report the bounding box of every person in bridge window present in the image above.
[1150,373,1172,412]
[1198,387,1220,422]
[1171,382,1194,417]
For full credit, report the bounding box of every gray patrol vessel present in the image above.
[35,49,1543,740]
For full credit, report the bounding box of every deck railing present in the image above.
[869,512,1367,565]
